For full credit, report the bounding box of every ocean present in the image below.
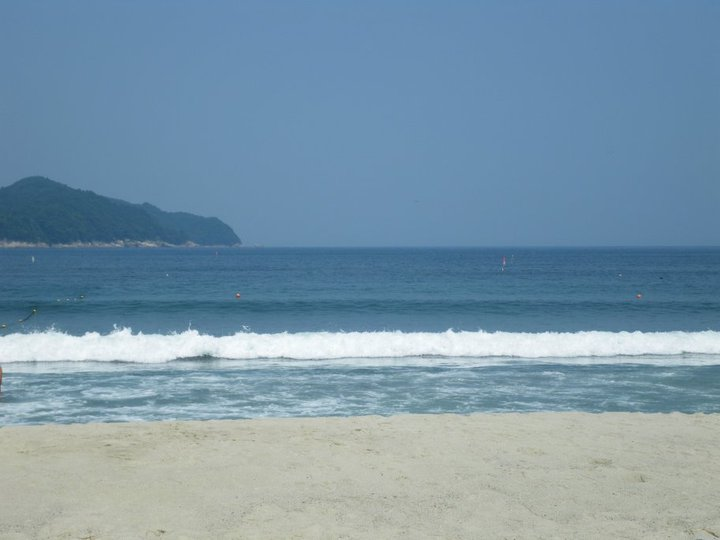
[1,247,719,425]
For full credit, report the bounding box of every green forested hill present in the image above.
[0,177,241,246]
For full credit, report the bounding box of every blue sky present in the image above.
[1,1,718,246]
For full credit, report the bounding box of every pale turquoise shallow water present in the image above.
[1,247,719,424]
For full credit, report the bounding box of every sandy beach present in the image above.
[1,413,719,539]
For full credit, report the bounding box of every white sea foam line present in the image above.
[3,355,715,374]
[1,328,720,364]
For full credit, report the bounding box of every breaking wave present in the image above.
[1,328,720,365]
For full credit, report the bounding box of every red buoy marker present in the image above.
[235,292,241,299]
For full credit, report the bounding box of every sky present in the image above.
[1,1,718,247]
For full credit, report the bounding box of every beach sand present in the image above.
[1,413,719,539]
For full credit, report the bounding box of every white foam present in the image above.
[1,328,720,365]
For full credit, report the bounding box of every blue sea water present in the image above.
[1,247,719,424]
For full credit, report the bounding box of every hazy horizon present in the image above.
[2,1,718,247]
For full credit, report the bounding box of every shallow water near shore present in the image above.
[3,360,720,424]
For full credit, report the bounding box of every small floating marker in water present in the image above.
[635,293,643,300]
[235,292,241,299]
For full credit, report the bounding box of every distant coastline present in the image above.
[0,240,241,248]
[0,176,242,247]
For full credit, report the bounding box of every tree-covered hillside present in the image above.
[0,177,241,246]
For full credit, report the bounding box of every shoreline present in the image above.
[1,412,719,539]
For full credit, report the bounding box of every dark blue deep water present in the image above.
[1,247,719,424]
